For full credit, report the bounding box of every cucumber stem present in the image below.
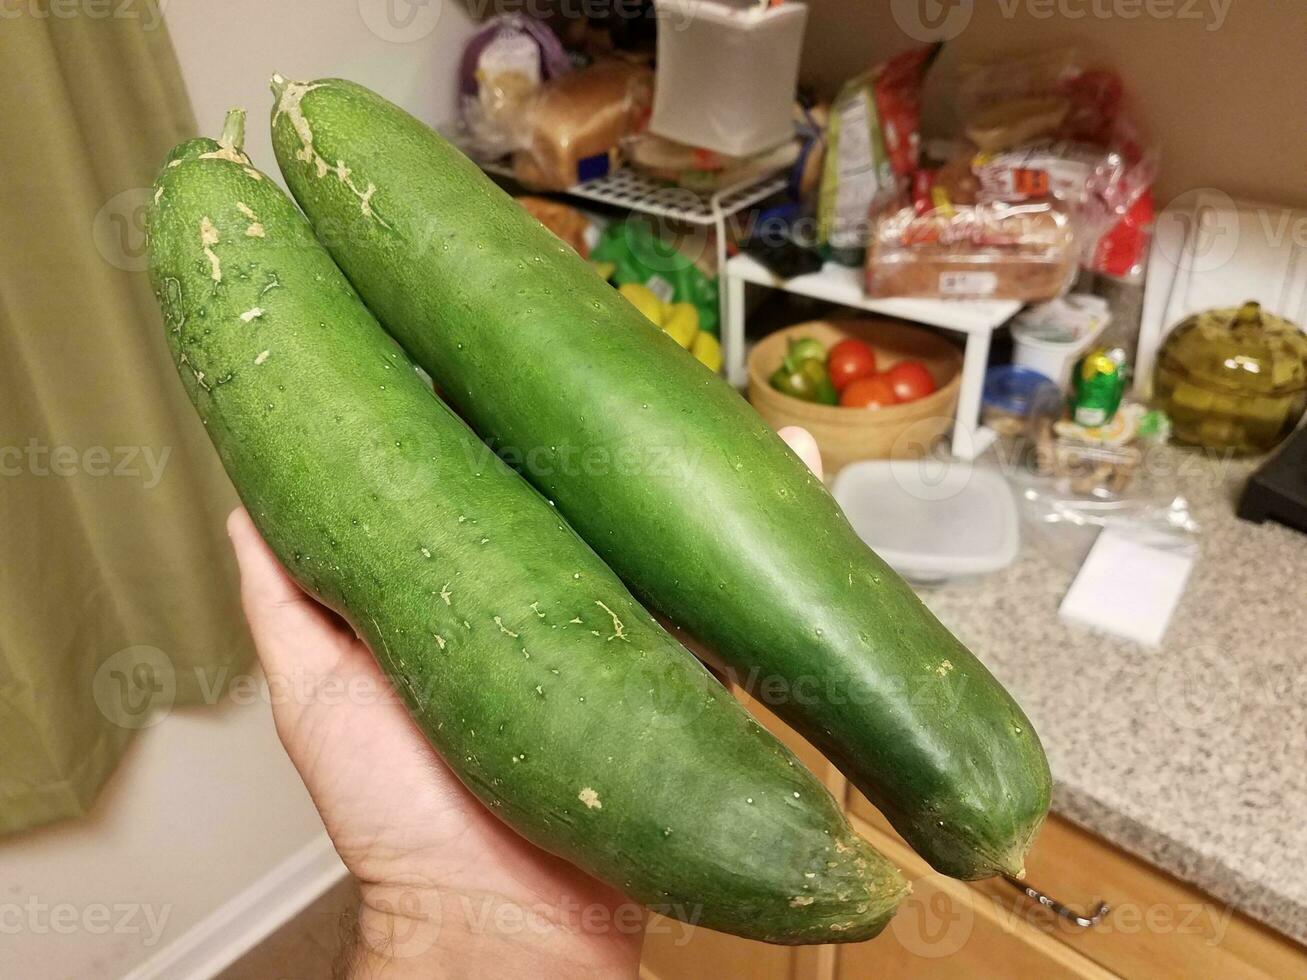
[270,72,288,101]
[220,109,246,153]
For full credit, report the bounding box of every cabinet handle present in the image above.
[1002,875,1111,929]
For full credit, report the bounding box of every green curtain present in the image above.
[0,3,253,835]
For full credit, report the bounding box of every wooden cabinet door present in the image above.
[640,916,796,980]
[849,791,1307,979]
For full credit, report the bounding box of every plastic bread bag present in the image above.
[512,60,653,190]
[957,50,1152,166]
[955,48,1083,138]
[457,15,572,160]
[865,195,1078,302]
[952,50,1158,277]
[1090,188,1154,282]
[975,140,1156,272]
[816,43,940,266]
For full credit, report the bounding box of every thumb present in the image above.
[777,426,824,482]
[226,507,359,678]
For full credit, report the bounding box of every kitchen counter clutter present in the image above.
[919,443,1307,945]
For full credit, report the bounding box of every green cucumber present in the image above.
[271,78,1053,881]
[147,111,906,944]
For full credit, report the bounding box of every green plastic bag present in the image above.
[591,218,720,336]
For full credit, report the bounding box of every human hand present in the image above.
[227,428,822,978]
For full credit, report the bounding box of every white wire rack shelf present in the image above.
[476,157,788,226]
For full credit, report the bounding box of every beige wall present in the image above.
[164,1,1306,209]
[799,1,1307,208]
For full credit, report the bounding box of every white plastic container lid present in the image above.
[831,461,1020,582]
[655,0,804,27]
[1011,294,1111,347]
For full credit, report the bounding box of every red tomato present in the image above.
[827,339,878,393]
[840,374,899,409]
[886,360,937,403]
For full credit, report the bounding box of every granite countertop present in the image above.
[918,444,1307,945]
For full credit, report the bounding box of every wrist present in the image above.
[340,883,444,979]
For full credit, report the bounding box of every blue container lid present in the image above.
[983,364,1059,416]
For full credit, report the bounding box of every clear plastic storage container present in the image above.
[649,0,807,158]
[832,461,1020,583]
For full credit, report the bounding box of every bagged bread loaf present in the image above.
[513,60,652,190]
[866,198,1077,302]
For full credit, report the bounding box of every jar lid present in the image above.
[983,364,1059,415]
[1159,301,1307,397]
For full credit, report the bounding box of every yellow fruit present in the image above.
[662,301,699,330]
[662,302,699,349]
[692,332,723,372]
[618,283,666,325]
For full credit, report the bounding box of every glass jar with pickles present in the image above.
[1153,301,1307,454]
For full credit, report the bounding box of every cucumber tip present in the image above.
[219,109,247,153]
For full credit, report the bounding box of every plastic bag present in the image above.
[1017,477,1199,535]
[816,44,939,265]
[956,49,1091,138]
[458,15,572,160]
[1006,464,1199,572]
[590,216,719,335]
[951,49,1158,278]
[512,60,653,190]
[865,198,1078,302]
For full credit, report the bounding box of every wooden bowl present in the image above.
[747,319,964,475]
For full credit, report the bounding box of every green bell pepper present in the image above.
[770,358,838,405]
[783,337,827,374]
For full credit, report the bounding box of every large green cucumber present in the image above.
[147,111,906,945]
[271,78,1052,881]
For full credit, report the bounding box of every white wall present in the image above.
[165,0,479,178]
[0,692,343,979]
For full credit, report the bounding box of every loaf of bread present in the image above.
[513,60,652,190]
[515,196,591,257]
[866,200,1077,302]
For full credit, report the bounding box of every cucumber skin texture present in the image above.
[145,130,907,944]
[272,79,1053,881]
